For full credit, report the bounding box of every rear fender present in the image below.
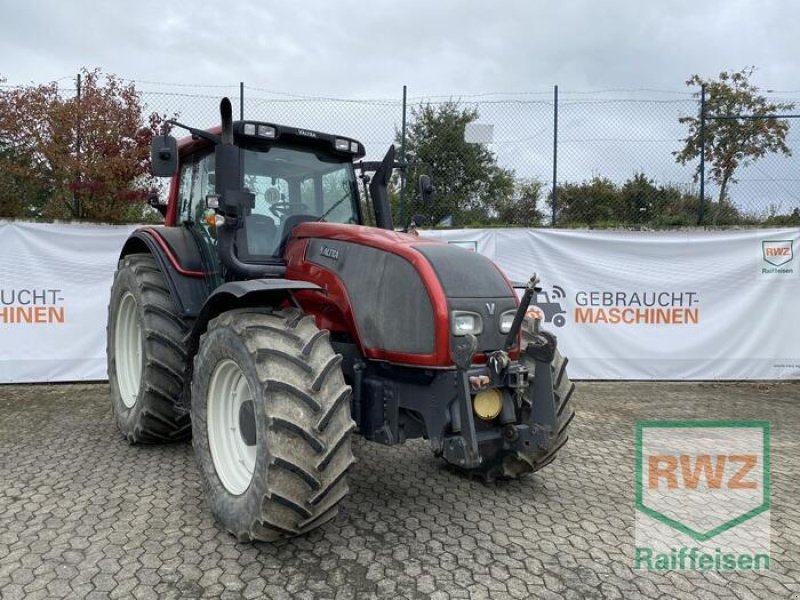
[119,227,209,317]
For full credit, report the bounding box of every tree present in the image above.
[0,68,167,222]
[397,101,515,227]
[492,179,545,226]
[674,67,794,224]
[551,176,620,226]
[0,141,51,219]
[549,172,744,228]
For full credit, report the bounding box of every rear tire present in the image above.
[107,254,191,443]
[191,308,355,542]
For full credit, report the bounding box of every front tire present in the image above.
[191,308,355,542]
[107,254,190,443]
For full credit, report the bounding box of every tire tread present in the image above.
[108,253,189,444]
[193,307,355,542]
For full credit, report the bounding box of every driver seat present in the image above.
[236,214,278,257]
[276,214,317,256]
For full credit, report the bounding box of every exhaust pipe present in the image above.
[220,97,234,145]
[369,145,395,230]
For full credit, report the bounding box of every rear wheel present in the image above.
[191,307,355,542]
[107,254,190,443]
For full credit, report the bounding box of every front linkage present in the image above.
[442,274,561,471]
[343,272,572,482]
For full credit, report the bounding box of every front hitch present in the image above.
[521,327,559,451]
[441,273,561,471]
[503,273,541,351]
[485,271,539,385]
[444,334,482,469]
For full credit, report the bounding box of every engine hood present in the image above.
[287,222,518,367]
[291,222,515,297]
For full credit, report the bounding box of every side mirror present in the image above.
[147,192,167,217]
[418,174,434,207]
[150,135,178,177]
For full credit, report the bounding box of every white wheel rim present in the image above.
[207,359,257,495]
[115,292,143,409]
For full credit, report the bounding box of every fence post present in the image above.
[551,84,558,226]
[399,84,408,227]
[239,82,244,120]
[697,83,706,225]
[74,73,82,219]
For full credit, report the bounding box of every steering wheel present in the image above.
[268,201,310,217]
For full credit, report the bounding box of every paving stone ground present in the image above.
[0,381,798,599]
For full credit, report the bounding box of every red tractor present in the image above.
[107,99,575,541]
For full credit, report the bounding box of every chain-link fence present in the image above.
[142,83,800,228]
[3,76,799,227]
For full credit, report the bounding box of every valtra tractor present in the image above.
[107,98,575,541]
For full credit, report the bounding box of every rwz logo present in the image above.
[761,240,793,267]
[636,421,769,542]
[648,454,758,490]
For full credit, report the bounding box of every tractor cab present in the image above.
[150,98,390,283]
[205,141,361,256]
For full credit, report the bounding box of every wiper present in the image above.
[318,191,351,222]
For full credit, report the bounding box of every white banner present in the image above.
[2,222,799,381]
[422,228,800,380]
[0,221,135,383]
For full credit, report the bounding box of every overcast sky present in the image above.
[2,1,799,213]
[2,0,798,97]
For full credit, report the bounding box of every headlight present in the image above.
[452,311,483,336]
[499,310,516,334]
[257,125,276,138]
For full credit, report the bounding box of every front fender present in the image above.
[187,278,323,350]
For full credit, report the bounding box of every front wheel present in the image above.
[191,308,355,542]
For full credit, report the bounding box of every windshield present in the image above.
[238,146,360,258]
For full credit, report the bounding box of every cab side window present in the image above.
[177,160,195,223]
[178,152,215,223]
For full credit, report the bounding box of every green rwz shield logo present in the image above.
[634,421,771,571]
[762,240,793,267]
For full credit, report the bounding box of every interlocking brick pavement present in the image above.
[1,382,798,599]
